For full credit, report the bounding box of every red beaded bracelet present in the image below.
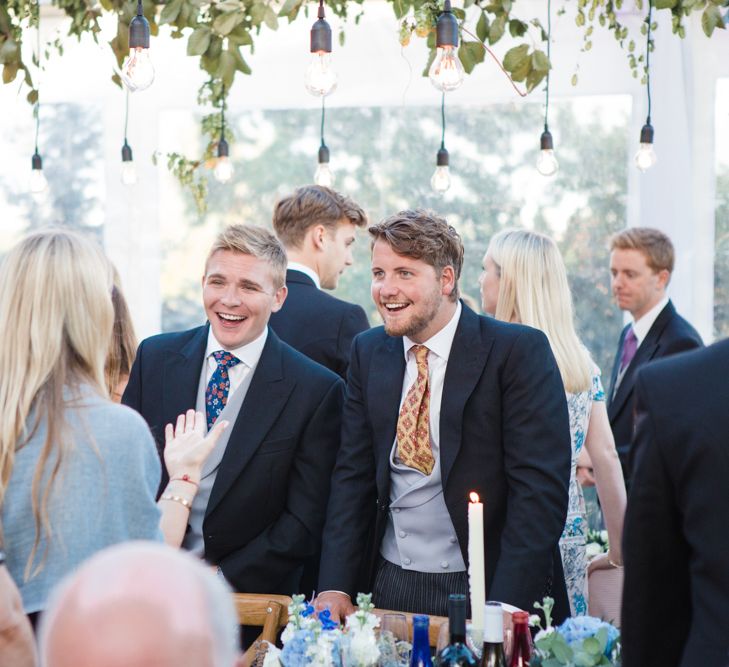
[171,474,199,488]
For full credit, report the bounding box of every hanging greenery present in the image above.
[1,0,726,210]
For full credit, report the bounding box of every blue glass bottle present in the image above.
[436,595,478,667]
[411,615,433,667]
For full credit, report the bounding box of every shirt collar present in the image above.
[287,262,321,290]
[631,295,669,345]
[205,326,268,368]
[402,301,462,362]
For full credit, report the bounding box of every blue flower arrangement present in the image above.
[529,597,621,667]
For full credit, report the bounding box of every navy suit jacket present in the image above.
[318,305,572,620]
[269,269,370,379]
[123,324,344,594]
[607,301,702,480]
[622,339,729,667]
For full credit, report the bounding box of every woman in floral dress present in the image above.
[479,229,626,615]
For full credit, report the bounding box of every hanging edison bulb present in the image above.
[214,138,233,183]
[305,0,337,97]
[431,147,451,194]
[314,143,334,187]
[634,122,657,172]
[536,129,559,177]
[428,0,464,92]
[120,141,137,186]
[29,150,48,193]
[122,0,154,92]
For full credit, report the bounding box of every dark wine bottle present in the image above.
[480,602,506,667]
[411,615,433,667]
[435,594,478,667]
[508,611,531,667]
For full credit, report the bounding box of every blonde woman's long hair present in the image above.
[0,229,114,574]
[105,267,138,399]
[487,229,592,394]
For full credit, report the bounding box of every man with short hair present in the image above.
[39,542,242,667]
[622,339,729,667]
[607,227,702,481]
[270,185,369,379]
[315,210,572,621]
[123,225,344,595]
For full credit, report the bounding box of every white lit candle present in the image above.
[468,491,485,645]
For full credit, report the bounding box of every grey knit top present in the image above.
[2,385,162,613]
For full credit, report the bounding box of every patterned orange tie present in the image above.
[396,344,434,475]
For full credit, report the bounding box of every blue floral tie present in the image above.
[205,350,242,430]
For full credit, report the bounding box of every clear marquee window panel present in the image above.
[160,95,629,375]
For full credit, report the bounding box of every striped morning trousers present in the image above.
[372,557,469,617]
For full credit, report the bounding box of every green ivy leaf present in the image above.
[457,40,485,73]
[653,0,678,8]
[502,43,529,71]
[2,62,18,84]
[26,88,38,104]
[488,15,506,44]
[476,11,489,41]
[187,26,211,56]
[531,48,550,71]
[392,0,407,19]
[278,0,304,21]
[551,638,574,663]
[526,66,546,91]
[213,11,244,36]
[216,49,236,88]
[159,0,184,26]
[230,45,251,74]
[263,6,279,30]
[701,5,725,36]
[509,19,527,37]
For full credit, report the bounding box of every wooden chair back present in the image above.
[233,593,292,667]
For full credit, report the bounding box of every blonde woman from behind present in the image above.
[0,229,226,623]
[479,228,626,617]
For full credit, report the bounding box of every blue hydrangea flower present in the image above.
[318,608,339,631]
[281,629,315,667]
[557,616,619,656]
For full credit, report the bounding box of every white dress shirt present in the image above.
[287,261,321,290]
[631,295,669,346]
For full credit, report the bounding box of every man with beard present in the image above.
[314,210,572,621]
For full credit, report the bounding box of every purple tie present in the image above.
[620,328,638,371]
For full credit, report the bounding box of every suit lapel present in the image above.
[206,331,295,516]
[607,325,627,408]
[367,335,405,492]
[162,325,208,425]
[608,302,674,420]
[440,307,491,487]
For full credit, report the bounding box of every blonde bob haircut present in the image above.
[0,229,114,575]
[487,228,592,394]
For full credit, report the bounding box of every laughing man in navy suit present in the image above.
[123,225,344,595]
[269,185,370,380]
[315,210,572,622]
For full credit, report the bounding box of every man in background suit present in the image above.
[315,210,571,621]
[123,225,344,595]
[270,185,370,380]
[622,339,729,667]
[607,228,702,482]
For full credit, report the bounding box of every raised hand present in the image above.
[163,409,229,483]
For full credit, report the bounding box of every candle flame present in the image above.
[469,492,480,503]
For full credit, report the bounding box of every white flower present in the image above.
[306,629,340,667]
[346,629,380,666]
[262,642,282,667]
[534,627,556,642]
[528,614,541,627]
[585,542,603,559]
[600,530,609,543]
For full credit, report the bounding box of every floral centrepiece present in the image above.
[264,594,381,667]
[530,597,621,667]
[585,529,609,560]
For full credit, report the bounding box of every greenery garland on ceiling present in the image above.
[0,0,726,211]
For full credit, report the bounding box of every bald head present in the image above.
[39,542,239,667]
